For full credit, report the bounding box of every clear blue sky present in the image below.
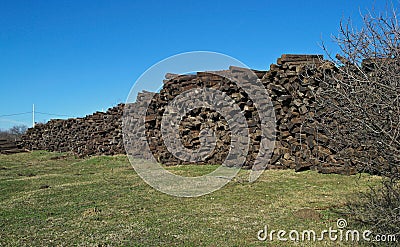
[0,0,392,130]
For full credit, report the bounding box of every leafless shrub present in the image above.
[319,6,400,179]
[319,4,400,238]
[348,180,400,239]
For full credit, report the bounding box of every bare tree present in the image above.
[318,5,400,237]
[9,125,27,136]
[319,6,400,179]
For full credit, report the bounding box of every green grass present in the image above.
[0,151,382,246]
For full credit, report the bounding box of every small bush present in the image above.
[348,180,400,239]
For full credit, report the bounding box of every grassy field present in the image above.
[0,151,383,246]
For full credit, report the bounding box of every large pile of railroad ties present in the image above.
[21,54,363,175]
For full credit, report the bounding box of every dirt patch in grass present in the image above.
[293,208,322,221]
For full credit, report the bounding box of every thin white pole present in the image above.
[32,104,35,128]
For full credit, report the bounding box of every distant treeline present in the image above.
[0,125,27,141]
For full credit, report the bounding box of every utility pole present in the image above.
[32,104,35,128]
